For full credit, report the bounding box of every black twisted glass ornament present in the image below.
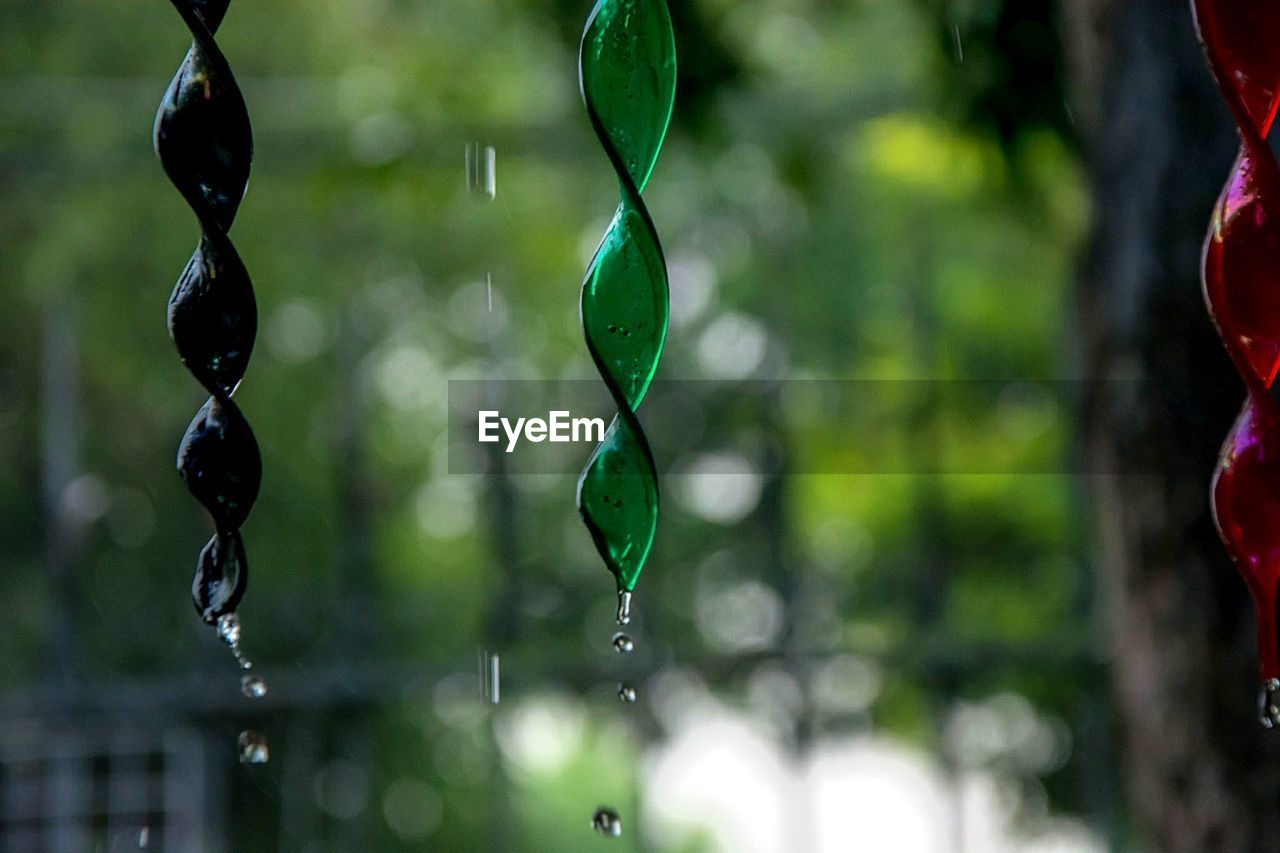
[155,0,260,625]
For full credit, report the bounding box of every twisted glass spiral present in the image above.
[576,0,676,598]
[155,0,260,625]
[1192,1,1280,723]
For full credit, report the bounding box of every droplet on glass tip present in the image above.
[591,807,622,838]
[617,683,637,703]
[241,674,267,699]
[616,590,632,626]
[216,612,241,647]
[611,632,634,654]
[1260,679,1280,728]
[238,729,269,764]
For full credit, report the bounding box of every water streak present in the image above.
[478,647,500,705]
[465,142,496,199]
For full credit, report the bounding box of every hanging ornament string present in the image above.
[155,0,261,632]
[1191,1,1280,726]
[576,0,677,621]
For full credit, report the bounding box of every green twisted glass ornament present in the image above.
[576,0,676,598]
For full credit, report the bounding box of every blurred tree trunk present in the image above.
[1065,1,1280,849]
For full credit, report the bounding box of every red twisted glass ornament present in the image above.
[1193,1,1280,725]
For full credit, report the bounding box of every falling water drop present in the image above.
[138,826,150,848]
[591,807,622,838]
[615,590,632,626]
[611,632,634,654]
[237,730,269,764]
[1260,679,1280,728]
[241,674,268,699]
[465,142,496,199]
[478,648,501,705]
[617,683,637,703]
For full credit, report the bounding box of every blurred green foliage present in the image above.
[0,0,1094,849]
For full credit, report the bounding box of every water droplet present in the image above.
[616,590,632,626]
[617,683,637,703]
[241,674,267,699]
[591,807,622,837]
[478,648,500,705]
[216,612,241,647]
[465,142,496,199]
[1260,679,1280,728]
[611,632,634,654]
[238,730,269,764]
[138,826,150,848]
